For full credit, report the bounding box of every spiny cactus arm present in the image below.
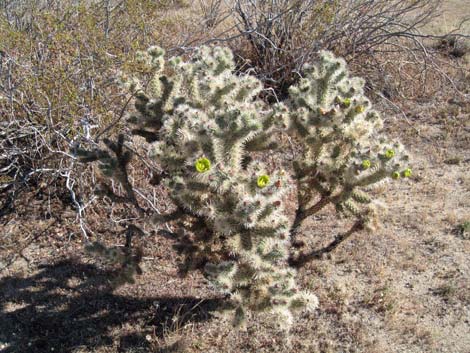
[211,109,264,166]
[124,47,188,142]
[288,52,356,110]
[242,108,283,152]
[76,134,144,214]
[102,135,144,214]
[286,50,413,250]
[206,251,317,329]
[291,142,412,253]
[128,76,180,142]
[241,102,289,152]
[243,135,279,152]
[201,164,315,328]
[192,46,236,76]
[287,51,377,162]
[349,145,411,188]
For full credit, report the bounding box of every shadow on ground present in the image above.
[0,260,220,353]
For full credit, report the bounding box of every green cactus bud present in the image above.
[384,149,395,159]
[257,175,270,188]
[342,98,351,108]
[402,168,412,178]
[391,171,400,179]
[195,157,211,173]
[355,105,365,113]
[361,159,371,169]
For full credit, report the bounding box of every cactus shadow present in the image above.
[0,260,220,353]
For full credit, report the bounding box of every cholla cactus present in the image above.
[80,46,411,330]
[130,46,317,329]
[286,51,411,230]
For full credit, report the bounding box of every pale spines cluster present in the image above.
[287,51,380,171]
[129,46,317,328]
[123,48,180,142]
[206,260,318,330]
[286,51,411,225]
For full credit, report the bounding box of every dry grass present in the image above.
[1,1,470,353]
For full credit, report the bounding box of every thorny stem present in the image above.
[291,173,333,243]
[290,195,330,243]
[303,196,331,220]
[289,219,364,268]
[115,157,144,216]
[104,135,145,216]
[125,224,145,248]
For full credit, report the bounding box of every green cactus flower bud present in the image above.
[342,98,351,108]
[195,157,211,173]
[257,175,270,188]
[402,168,412,178]
[384,149,395,159]
[355,105,365,113]
[391,171,400,179]
[361,159,371,169]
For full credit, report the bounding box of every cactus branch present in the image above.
[289,219,365,268]
[291,195,330,242]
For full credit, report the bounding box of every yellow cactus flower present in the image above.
[402,168,412,178]
[384,149,395,159]
[257,175,270,188]
[355,105,365,113]
[195,157,211,173]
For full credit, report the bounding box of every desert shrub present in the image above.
[0,0,193,217]
[79,46,412,329]
[186,0,470,102]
